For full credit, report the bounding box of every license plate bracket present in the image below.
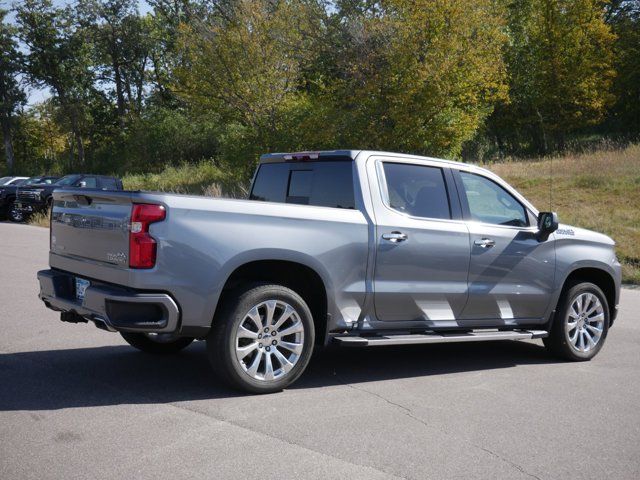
[75,277,90,301]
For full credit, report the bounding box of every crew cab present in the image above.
[2,176,59,221]
[37,151,621,393]
[14,174,123,222]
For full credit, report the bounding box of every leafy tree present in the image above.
[489,0,616,154]
[80,0,153,125]
[605,0,640,135]
[16,0,96,168]
[0,9,26,174]
[175,0,325,171]
[327,0,508,157]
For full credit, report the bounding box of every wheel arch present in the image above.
[213,258,330,345]
[559,267,617,325]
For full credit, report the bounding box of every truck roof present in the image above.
[259,150,466,168]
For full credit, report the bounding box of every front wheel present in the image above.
[120,332,194,354]
[544,282,609,361]
[207,283,315,394]
[8,206,26,223]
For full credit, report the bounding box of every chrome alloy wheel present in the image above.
[566,292,605,353]
[234,300,305,382]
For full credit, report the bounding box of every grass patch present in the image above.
[122,161,248,198]
[27,211,51,228]
[487,143,640,284]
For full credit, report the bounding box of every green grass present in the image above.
[487,143,640,284]
[122,161,248,198]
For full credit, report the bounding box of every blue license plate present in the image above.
[75,277,90,301]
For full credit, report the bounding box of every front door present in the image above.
[455,170,555,323]
[370,158,470,327]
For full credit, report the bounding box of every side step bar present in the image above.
[333,329,548,347]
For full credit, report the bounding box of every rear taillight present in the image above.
[129,204,166,269]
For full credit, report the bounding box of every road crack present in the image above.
[339,379,546,480]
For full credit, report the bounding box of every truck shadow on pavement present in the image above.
[0,340,561,411]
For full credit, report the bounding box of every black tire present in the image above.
[544,281,609,361]
[8,206,26,223]
[120,332,194,354]
[207,283,315,394]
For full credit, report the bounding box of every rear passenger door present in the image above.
[369,157,470,326]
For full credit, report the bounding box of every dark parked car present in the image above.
[12,174,123,222]
[1,176,59,220]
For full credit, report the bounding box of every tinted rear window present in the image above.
[100,177,119,190]
[250,161,355,209]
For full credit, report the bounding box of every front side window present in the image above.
[459,171,528,227]
[382,162,451,220]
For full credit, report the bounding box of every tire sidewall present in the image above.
[555,282,609,361]
[9,207,25,223]
[218,284,315,393]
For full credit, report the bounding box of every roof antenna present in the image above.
[549,153,553,211]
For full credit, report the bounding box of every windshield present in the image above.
[24,177,44,185]
[54,175,81,186]
[0,177,11,185]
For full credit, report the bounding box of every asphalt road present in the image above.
[1,222,639,480]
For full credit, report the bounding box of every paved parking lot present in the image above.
[1,222,639,480]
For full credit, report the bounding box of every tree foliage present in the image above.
[488,0,616,154]
[0,9,26,173]
[0,0,636,176]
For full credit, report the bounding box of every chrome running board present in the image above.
[333,329,548,347]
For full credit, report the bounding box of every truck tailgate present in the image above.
[51,190,133,268]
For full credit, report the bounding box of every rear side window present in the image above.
[382,162,451,219]
[250,161,355,209]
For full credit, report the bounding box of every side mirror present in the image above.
[537,211,558,241]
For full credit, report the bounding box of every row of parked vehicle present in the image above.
[0,174,124,222]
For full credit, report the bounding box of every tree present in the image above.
[489,0,616,154]
[80,0,153,126]
[326,0,509,157]
[175,0,325,171]
[0,10,26,174]
[605,0,640,135]
[16,0,96,167]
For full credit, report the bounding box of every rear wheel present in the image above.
[544,282,609,361]
[120,332,194,354]
[207,283,315,394]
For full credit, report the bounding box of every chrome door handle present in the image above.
[382,231,408,243]
[474,238,495,248]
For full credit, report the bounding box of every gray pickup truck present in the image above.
[37,150,621,393]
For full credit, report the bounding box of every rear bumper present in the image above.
[37,269,180,333]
